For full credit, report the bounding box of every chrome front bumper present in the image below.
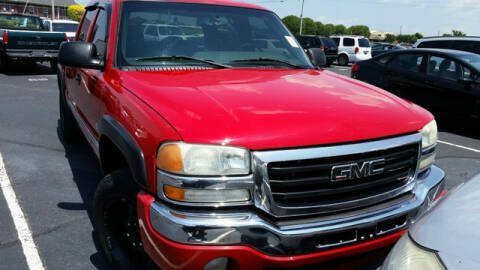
[149,166,445,256]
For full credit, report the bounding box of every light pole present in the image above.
[299,0,305,35]
[51,0,55,20]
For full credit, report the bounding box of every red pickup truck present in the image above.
[57,0,445,269]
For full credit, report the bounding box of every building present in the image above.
[0,0,76,19]
[370,30,394,41]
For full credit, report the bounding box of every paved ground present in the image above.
[0,63,479,270]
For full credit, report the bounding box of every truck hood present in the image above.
[119,68,432,150]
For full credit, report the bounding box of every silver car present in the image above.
[383,174,480,269]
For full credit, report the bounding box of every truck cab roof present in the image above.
[88,0,268,11]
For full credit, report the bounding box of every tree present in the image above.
[314,21,324,35]
[301,18,317,35]
[385,34,396,43]
[333,24,347,35]
[322,24,335,37]
[67,5,85,22]
[348,25,370,38]
[396,34,410,43]
[452,30,466,36]
[282,15,301,35]
[413,32,423,40]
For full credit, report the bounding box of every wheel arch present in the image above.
[338,52,350,59]
[98,115,148,188]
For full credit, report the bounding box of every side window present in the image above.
[375,54,393,65]
[299,37,314,48]
[296,36,305,47]
[418,40,452,49]
[452,40,480,55]
[91,9,108,59]
[389,53,424,72]
[427,55,460,81]
[78,10,96,41]
[332,38,340,46]
[461,65,472,79]
[144,25,157,36]
[343,38,354,47]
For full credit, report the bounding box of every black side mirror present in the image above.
[59,42,104,70]
[307,48,327,68]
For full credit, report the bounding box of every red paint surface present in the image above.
[119,68,432,150]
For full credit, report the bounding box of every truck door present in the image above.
[66,7,109,140]
[385,52,427,106]
[423,54,478,119]
[64,9,97,134]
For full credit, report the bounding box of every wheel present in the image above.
[50,59,58,72]
[93,168,158,270]
[59,88,83,143]
[338,54,349,66]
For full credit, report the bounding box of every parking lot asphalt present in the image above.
[0,63,479,270]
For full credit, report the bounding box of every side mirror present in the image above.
[307,48,327,68]
[59,42,104,70]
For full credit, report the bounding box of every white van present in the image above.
[331,35,372,65]
[43,19,79,41]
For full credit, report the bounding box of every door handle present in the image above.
[75,73,81,84]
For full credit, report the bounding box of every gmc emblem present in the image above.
[331,158,385,182]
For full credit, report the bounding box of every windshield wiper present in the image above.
[231,58,305,69]
[135,55,231,69]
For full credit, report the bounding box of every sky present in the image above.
[75,0,480,36]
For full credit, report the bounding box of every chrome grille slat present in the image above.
[271,170,411,202]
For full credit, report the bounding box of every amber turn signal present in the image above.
[157,144,183,173]
[163,185,186,201]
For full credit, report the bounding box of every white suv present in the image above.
[331,35,372,66]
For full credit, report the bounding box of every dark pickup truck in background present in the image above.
[0,13,67,71]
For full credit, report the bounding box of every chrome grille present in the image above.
[252,133,422,217]
[267,143,418,206]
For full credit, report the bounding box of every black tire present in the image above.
[338,54,349,66]
[59,88,83,144]
[93,169,158,270]
[50,59,58,72]
[0,53,8,72]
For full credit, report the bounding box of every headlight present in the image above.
[420,120,437,149]
[157,142,250,176]
[419,120,437,171]
[383,234,445,270]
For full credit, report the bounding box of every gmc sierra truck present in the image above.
[57,1,445,269]
[0,13,67,71]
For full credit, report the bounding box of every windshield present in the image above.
[52,23,78,32]
[458,54,480,70]
[117,2,313,68]
[0,14,47,31]
[359,38,370,48]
